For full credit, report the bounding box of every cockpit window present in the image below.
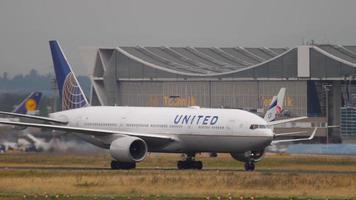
[250,124,258,129]
[249,124,269,129]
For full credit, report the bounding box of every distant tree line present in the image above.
[0,69,90,96]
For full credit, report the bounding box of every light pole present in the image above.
[323,84,332,144]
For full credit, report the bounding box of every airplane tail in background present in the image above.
[49,40,89,111]
[264,88,286,122]
[13,91,42,114]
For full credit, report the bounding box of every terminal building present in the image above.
[86,45,356,143]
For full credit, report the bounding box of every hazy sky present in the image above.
[0,0,355,76]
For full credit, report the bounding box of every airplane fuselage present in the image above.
[50,106,274,153]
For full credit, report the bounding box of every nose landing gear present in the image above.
[177,153,203,170]
[244,151,259,171]
[244,160,255,171]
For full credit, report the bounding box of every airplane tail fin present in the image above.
[13,91,42,114]
[49,40,89,111]
[264,88,286,122]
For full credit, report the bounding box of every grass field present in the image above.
[0,152,356,200]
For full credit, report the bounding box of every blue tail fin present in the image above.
[13,91,42,114]
[49,40,89,111]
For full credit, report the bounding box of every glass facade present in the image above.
[341,107,356,136]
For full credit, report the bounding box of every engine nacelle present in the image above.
[110,136,148,162]
[230,149,265,162]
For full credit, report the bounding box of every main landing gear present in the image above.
[111,160,136,170]
[177,153,203,170]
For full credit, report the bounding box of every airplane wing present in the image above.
[0,120,175,142]
[271,128,317,145]
[268,116,308,126]
[0,111,68,124]
[274,131,307,137]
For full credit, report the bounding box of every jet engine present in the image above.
[110,136,148,162]
[230,149,265,162]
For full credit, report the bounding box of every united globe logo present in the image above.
[62,72,88,110]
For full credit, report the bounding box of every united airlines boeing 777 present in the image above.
[0,41,315,171]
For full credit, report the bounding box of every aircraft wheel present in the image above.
[194,161,203,169]
[177,160,185,169]
[111,160,119,169]
[177,160,203,170]
[177,153,203,170]
[111,161,136,170]
[244,161,255,171]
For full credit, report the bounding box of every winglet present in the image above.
[308,127,318,140]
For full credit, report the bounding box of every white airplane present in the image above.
[0,41,316,171]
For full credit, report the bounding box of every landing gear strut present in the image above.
[111,160,136,170]
[177,153,203,170]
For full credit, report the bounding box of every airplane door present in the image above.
[75,116,82,126]
[227,119,243,133]
[117,110,127,130]
[76,116,86,127]
[227,119,236,131]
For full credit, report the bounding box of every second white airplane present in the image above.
[0,41,315,171]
